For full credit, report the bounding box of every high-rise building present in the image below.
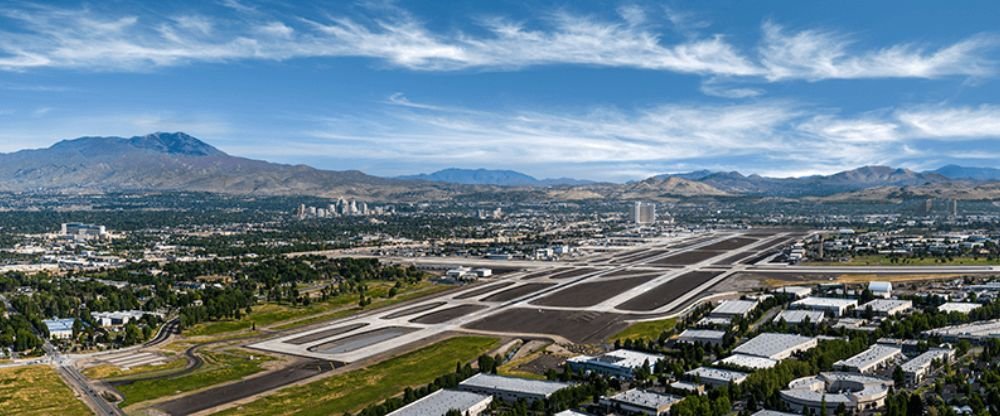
[632,202,656,224]
[951,199,959,217]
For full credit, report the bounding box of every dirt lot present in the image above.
[649,250,725,265]
[700,237,759,251]
[464,308,630,344]
[153,359,336,416]
[286,324,369,345]
[481,283,556,302]
[531,275,656,307]
[410,305,488,324]
[616,271,722,311]
[454,282,516,299]
[382,302,447,319]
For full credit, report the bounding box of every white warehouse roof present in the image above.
[938,302,981,314]
[711,299,759,317]
[774,310,826,325]
[387,389,492,416]
[834,345,902,373]
[459,373,569,397]
[793,297,857,310]
[858,299,912,315]
[732,333,818,360]
[718,354,779,370]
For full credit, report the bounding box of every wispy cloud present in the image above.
[0,3,993,83]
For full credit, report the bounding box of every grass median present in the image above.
[0,365,91,415]
[117,348,272,407]
[217,336,499,416]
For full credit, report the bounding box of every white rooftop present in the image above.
[858,299,913,313]
[718,354,779,370]
[460,373,569,397]
[686,366,749,383]
[604,389,682,409]
[678,329,726,341]
[776,286,813,297]
[387,389,491,416]
[901,349,952,373]
[938,302,982,314]
[732,333,817,360]
[925,319,1000,340]
[711,299,759,316]
[834,345,902,371]
[792,296,858,309]
[774,310,826,325]
[752,411,801,416]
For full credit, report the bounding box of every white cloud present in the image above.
[0,3,991,83]
[897,105,1000,138]
[760,21,997,81]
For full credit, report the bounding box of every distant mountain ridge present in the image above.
[2,132,999,201]
[397,168,594,187]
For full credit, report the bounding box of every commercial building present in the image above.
[43,318,75,340]
[925,319,1000,342]
[791,297,858,316]
[710,299,759,319]
[732,333,818,361]
[568,349,664,379]
[698,317,733,327]
[857,299,913,317]
[901,348,953,385]
[938,302,982,314]
[676,329,727,346]
[717,354,779,370]
[774,310,826,325]
[834,345,903,374]
[60,223,107,241]
[387,389,493,416]
[686,367,749,387]
[91,310,159,327]
[599,389,682,416]
[633,202,657,225]
[780,373,893,414]
[669,381,705,395]
[775,286,813,299]
[751,411,801,416]
[458,373,570,403]
[868,281,893,298]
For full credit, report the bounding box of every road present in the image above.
[44,341,125,416]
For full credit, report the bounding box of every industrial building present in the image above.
[780,373,893,414]
[568,349,664,379]
[386,389,493,416]
[685,367,748,387]
[731,333,818,361]
[774,310,826,325]
[938,302,982,314]
[717,354,778,370]
[834,345,903,374]
[775,286,813,299]
[901,348,953,385]
[91,310,159,327]
[857,299,913,317]
[458,373,570,403]
[599,389,682,416]
[751,411,801,416]
[710,299,759,319]
[868,281,893,298]
[43,318,75,340]
[60,222,108,241]
[925,319,1000,342]
[676,329,726,346]
[791,297,858,316]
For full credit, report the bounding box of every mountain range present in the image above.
[397,168,594,187]
[2,132,999,201]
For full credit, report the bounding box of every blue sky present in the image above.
[1,0,999,181]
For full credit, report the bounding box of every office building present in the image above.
[834,345,903,374]
[780,373,892,414]
[568,349,664,379]
[901,348,953,385]
[676,329,726,346]
[685,367,748,387]
[599,389,682,416]
[44,318,75,340]
[60,223,107,241]
[633,202,656,225]
[791,297,858,316]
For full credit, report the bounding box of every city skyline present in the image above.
[2,1,1000,181]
